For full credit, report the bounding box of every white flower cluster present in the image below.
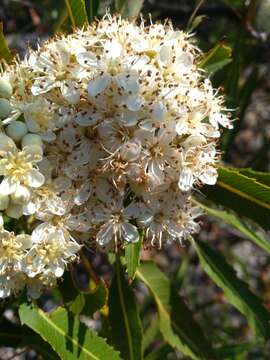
[0,14,232,298]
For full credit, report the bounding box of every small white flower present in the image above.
[93,198,139,247]
[0,137,44,196]
[23,222,80,278]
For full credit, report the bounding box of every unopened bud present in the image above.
[0,98,12,119]
[0,78,12,99]
[6,121,28,142]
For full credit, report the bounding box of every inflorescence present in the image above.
[0,13,232,298]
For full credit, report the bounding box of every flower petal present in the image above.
[26,169,45,188]
[87,74,111,97]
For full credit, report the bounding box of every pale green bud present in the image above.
[0,78,12,99]
[0,98,12,119]
[22,133,43,148]
[6,121,28,142]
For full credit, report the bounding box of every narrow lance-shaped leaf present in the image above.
[19,302,122,360]
[199,42,232,75]
[222,68,258,153]
[239,168,270,187]
[125,232,143,279]
[214,341,258,359]
[137,262,214,360]
[202,166,270,230]
[0,22,13,62]
[115,0,144,18]
[64,0,88,28]
[142,317,159,352]
[192,238,270,341]
[194,199,270,255]
[86,0,100,23]
[144,345,172,360]
[109,259,143,360]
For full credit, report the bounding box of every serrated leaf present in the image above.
[0,22,13,62]
[202,167,270,230]
[199,42,232,75]
[109,259,143,360]
[19,302,122,360]
[192,238,270,341]
[195,200,270,255]
[136,262,214,359]
[64,0,88,27]
[125,233,142,279]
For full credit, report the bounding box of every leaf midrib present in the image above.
[116,261,134,360]
[37,308,100,360]
[193,241,267,336]
[136,270,202,359]
[217,179,270,210]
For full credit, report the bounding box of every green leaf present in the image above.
[19,302,121,360]
[125,233,142,279]
[144,345,172,360]
[222,68,258,153]
[59,270,80,303]
[115,0,126,12]
[199,42,232,75]
[137,262,214,359]
[109,259,143,360]
[214,341,258,359]
[202,166,270,230]
[239,168,270,187]
[192,238,270,341]
[0,22,13,62]
[187,15,207,32]
[69,293,86,315]
[82,282,108,317]
[86,0,100,22]
[195,200,270,255]
[64,0,88,27]
[142,317,159,352]
[115,0,144,18]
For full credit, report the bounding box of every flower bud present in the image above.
[0,194,9,210]
[6,121,28,142]
[22,133,43,148]
[0,98,12,119]
[0,78,12,99]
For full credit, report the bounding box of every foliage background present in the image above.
[0,0,270,359]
